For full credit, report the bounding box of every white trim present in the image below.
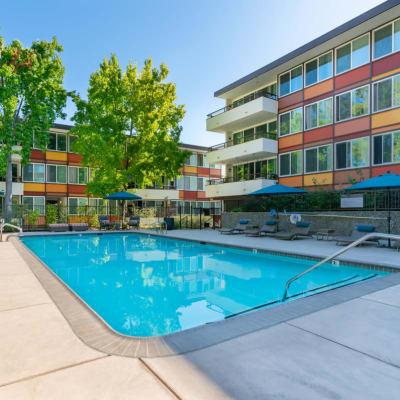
[334,84,370,123]
[68,165,88,185]
[46,164,67,184]
[304,143,333,174]
[47,132,67,153]
[278,65,303,98]
[335,32,370,76]
[304,50,333,88]
[22,162,46,183]
[279,107,303,137]
[372,18,400,61]
[279,149,303,177]
[334,137,370,170]
[304,97,333,131]
[372,130,400,166]
[372,72,400,114]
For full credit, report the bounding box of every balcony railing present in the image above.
[207,91,277,119]
[128,183,177,190]
[207,174,277,185]
[209,131,277,152]
[0,177,23,183]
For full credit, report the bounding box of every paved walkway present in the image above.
[1,233,399,399]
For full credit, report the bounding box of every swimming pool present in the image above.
[21,233,388,337]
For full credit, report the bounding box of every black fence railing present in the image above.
[207,90,277,119]
[209,131,277,151]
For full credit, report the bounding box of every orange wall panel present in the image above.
[372,122,400,134]
[278,91,303,111]
[179,190,184,200]
[372,51,400,76]
[371,108,400,129]
[24,183,45,192]
[334,64,370,90]
[303,125,333,144]
[46,184,67,193]
[68,185,87,195]
[303,172,333,186]
[183,166,197,174]
[304,79,333,100]
[197,191,207,199]
[278,133,302,150]
[210,168,222,178]
[334,116,370,137]
[46,151,67,162]
[372,164,400,177]
[334,168,370,189]
[278,176,303,187]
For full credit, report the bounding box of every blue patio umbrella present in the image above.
[103,191,142,222]
[344,171,400,246]
[0,190,4,195]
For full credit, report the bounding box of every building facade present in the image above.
[205,0,400,209]
[0,123,222,216]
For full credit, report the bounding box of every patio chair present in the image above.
[393,240,400,252]
[334,225,380,246]
[127,216,140,230]
[70,223,89,232]
[273,222,312,240]
[219,219,249,235]
[98,216,120,230]
[245,220,278,237]
[49,223,69,232]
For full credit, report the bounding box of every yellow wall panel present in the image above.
[304,172,333,186]
[371,108,400,129]
[24,183,45,192]
[46,151,67,162]
[183,166,197,174]
[46,184,67,193]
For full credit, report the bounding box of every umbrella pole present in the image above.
[387,189,391,248]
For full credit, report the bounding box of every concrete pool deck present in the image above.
[1,230,399,399]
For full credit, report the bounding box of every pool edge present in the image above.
[10,234,400,358]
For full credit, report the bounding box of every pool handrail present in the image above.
[282,233,400,301]
[0,221,23,242]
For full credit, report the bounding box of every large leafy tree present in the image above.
[71,55,190,196]
[0,35,67,221]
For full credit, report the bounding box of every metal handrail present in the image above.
[0,222,23,242]
[209,132,277,151]
[282,233,400,301]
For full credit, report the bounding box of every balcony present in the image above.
[0,179,24,196]
[206,95,278,133]
[205,176,277,199]
[128,184,179,201]
[207,132,277,165]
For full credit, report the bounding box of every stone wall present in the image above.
[221,211,400,236]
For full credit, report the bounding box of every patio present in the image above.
[0,230,399,399]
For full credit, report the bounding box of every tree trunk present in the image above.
[4,154,13,223]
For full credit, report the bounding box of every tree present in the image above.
[70,55,190,197]
[0,35,67,221]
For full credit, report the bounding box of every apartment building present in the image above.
[0,123,222,215]
[205,0,400,209]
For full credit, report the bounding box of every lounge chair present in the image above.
[245,220,278,237]
[219,219,249,235]
[99,216,120,230]
[49,223,69,232]
[70,223,89,232]
[273,222,312,240]
[127,216,140,230]
[335,225,380,246]
[393,240,400,251]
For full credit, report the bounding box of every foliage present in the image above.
[70,55,190,197]
[0,35,67,220]
[230,207,243,212]
[45,204,58,226]
[26,209,40,227]
[88,208,99,229]
[135,207,157,218]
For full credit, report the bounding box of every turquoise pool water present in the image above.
[21,233,388,337]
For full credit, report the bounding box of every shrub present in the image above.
[26,209,40,227]
[45,205,58,226]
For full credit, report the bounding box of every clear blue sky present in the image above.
[1,0,383,146]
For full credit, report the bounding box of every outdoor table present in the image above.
[316,228,335,241]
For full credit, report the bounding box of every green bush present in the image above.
[26,209,40,227]
[45,205,58,226]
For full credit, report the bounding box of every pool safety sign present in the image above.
[341,194,364,208]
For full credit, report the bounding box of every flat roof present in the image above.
[214,0,400,98]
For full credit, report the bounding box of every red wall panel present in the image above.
[372,164,400,177]
[372,52,400,76]
[303,125,333,144]
[278,91,303,111]
[30,149,45,161]
[68,185,87,195]
[335,65,370,90]
[68,153,83,163]
[183,191,197,200]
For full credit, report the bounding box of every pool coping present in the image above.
[10,232,400,358]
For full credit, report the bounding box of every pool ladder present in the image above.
[282,233,400,301]
[0,220,23,242]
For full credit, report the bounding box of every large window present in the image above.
[46,164,67,184]
[373,131,400,165]
[304,98,333,130]
[185,154,197,166]
[47,132,67,152]
[68,166,87,185]
[68,197,88,215]
[373,18,400,60]
[305,51,333,87]
[279,150,302,177]
[279,107,302,136]
[305,144,333,173]
[373,73,400,113]
[336,34,370,74]
[279,66,303,97]
[335,137,369,170]
[335,85,369,122]
[23,163,45,182]
[68,135,77,153]
[233,159,276,181]
[88,198,107,215]
[23,196,45,215]
[232,120,277,144]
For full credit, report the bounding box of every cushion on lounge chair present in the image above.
[356,225,375,232]
[239,219,249,224]
[296,222,310,228]
[265,220,277,225]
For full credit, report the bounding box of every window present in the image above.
[185,154,197,166]
[279,66,303,97]
[232,121,277,145]
[233,159,276,181]
[190,176,198,191]
[373,19,400,60]
[197,177,204,191]
[304,98,333,130]
[335,85,369,122]
[279,107,302,136]
[305,144,332,173]
[68,197,88,215]
[279,151,302,177]
[336,34,370,74]
[47,132,67,152]
[23,196,45,215]
[68,136,77,153]
[46,165,67,184]
[0,163,18,182]
[335,137,369,170]
[68,166,87,184]
[305,51,333,86]
[88,198,107,215]
[23,163,45,182]
[373,131,400,165]
[373,73,400,112]
[177,176,184,190]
